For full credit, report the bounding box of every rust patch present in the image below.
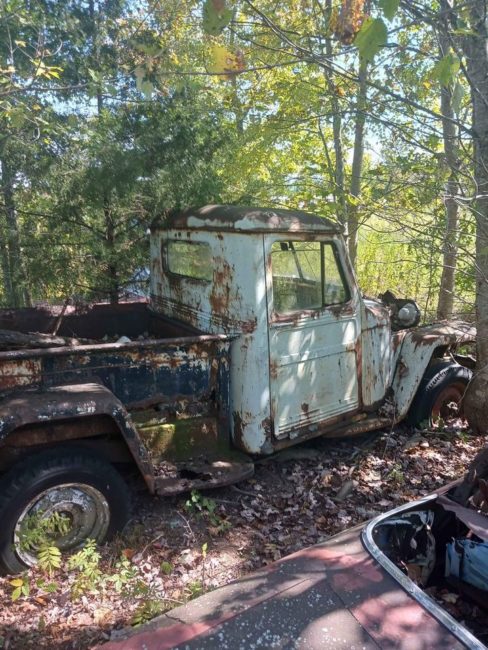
[209,257,233,319]
[261,416,273,437]
[327,301,355,318]
[164,205,341,234]
[241,317,257,334]
[269,359,279,380]
[232,411,245,450]
[392,331,406,352]
[409,321,475,346]
[0,358,42,389]
[354,337,363,409]
[270,300,354,325]
[398,357,409,377]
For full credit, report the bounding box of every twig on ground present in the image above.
[230,485,259,498]
[176,511,196,543]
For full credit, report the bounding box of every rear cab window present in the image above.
[165,240,213,281]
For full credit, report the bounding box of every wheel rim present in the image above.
[431,382,467,424]
[14,483,110,567]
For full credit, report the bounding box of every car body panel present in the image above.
[99,521,469,650]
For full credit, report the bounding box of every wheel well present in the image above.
[430,345,475,371]
[0,415,134,473]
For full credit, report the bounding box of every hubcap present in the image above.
[14,483,110,567]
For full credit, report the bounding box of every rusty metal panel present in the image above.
[151,229,271,455]
[0,383,156,490]
[269,318,359,436]
[360,299,393,407]
[391,321,476,420]
[164,205,342,234]
[0,335,232,427]
[265,234,361,440]
[151,229,258,335]
[39,339,230,412]
[0,358,42,389]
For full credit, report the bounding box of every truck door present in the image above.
[265,236,361,439]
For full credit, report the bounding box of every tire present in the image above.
[0,448,131,575]
[407,360,472,428]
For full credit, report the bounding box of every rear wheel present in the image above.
[0,449,131,574]
[407,361,472,428]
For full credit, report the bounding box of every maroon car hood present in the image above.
[99,525,465,650]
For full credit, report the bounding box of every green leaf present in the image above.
[379,0,399,21]
[432,53,460,87]
[160,561,173,575]
[9,578,23,587]
[202,0,233,36]
[11,587,22,601]
[354,18,387,62]
[451,80,465,114]
[207,44,244,77]
[9,109,25,128]
[87,68,99,82]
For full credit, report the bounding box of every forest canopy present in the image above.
[0,0,484,325]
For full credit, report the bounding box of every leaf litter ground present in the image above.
[0,424,487,649]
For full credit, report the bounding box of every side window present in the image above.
[166,240,213,281]
[271,241,349,314]
[323,244,348,305]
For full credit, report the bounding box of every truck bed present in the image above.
[0,302,253,495]
[0,301,201,342]
[0,302,231,411]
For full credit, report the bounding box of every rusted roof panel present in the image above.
[164,205,342,234]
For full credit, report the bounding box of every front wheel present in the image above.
[407,361,472,428]
[0,449,131,574]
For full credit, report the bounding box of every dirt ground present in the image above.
[0,424,487,650]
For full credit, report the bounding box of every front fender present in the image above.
[391,321,475,420]
[0,382,154,490]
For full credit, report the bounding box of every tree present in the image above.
[456,0,488,432]
[436,22,462,321]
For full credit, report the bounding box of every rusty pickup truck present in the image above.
[0,205,476,573]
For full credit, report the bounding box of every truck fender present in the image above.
[0,382,154,491]
[391,321,475,421]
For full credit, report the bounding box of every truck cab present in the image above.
[151,205,474,456]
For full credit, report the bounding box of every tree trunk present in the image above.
[461,0,488,433]
[0,222,13,306]
[0,156,30,307]
[453,445,488,506]
[324,0,347,234]
[105,198,118,304]
[230,5,245,135]
[90,0,118,303]
[436,11,460,320]
[348,59,368,267]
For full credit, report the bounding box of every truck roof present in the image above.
[164,204,342,234]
